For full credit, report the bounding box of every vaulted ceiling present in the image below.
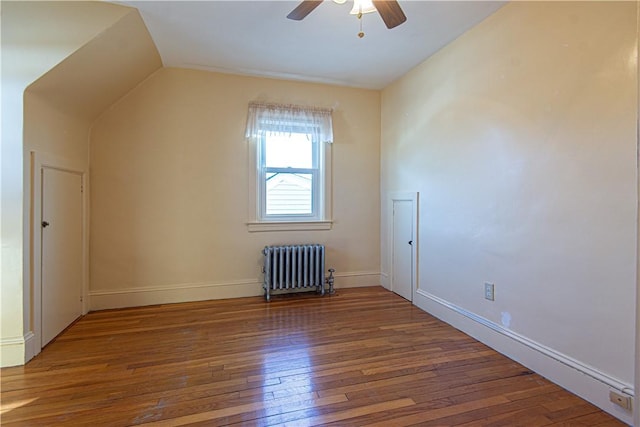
[117,1,506,89]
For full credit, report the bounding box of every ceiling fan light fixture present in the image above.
[349,0,377,15]
[332,0,347,3]
[287,0,406,30]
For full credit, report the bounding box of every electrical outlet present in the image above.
[484,282,495,301]
[609,390,632,410]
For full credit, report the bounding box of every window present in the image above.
[246,103,333,231]
[262,131,319,218]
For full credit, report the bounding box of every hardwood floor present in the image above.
[1,287,625,426]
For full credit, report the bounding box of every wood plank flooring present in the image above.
[0,287,625,426]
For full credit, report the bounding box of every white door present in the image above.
[392,199,413,301]
[41,167,83,346]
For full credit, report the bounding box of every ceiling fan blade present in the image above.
[372,0,407,29]
[287,1,324,20]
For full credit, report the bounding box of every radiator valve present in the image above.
[326,268,335,294]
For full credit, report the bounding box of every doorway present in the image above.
[32,152,86,352]
[389,192,418,302]
[41,167,83,345]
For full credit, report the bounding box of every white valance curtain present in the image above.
[245,102,334,143]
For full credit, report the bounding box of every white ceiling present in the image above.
[118,1,506,89]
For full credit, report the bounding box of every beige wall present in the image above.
[1,0,160,367]
[23,92,93,348]
[20,6,160,360]
[89,68,381,307]
[381,1,636,423]
[24,93,92,165]
[0,0,133,367]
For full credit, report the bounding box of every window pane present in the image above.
[266,173,312,215]
[265,133,313,168]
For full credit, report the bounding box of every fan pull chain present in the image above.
[357,10,365,38]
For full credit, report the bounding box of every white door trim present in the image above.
[635,5,640,421]
[31,151,88,353]
[388,192,419,302]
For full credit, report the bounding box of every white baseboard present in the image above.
[0,335,25,367]
[24,331,38,363]
[414,289,634,425]
[0,332,37,367]
[334,271,381,288]
[89,279,263,310]
[380,272,390,289]
[89,271,382,311]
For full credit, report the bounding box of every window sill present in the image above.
[247,220,333,232]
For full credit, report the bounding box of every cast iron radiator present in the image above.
[262,244,334,301]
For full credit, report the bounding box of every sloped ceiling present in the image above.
[14,1,507,121]
[117,1,506,89]
[26,8,162,121]
[2,1,132,85]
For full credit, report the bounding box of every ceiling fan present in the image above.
[287,0,407,30]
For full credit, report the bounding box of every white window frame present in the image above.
[247,125,332,232]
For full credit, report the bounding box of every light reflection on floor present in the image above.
[0,397,39,415]
[258,306,319,421]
